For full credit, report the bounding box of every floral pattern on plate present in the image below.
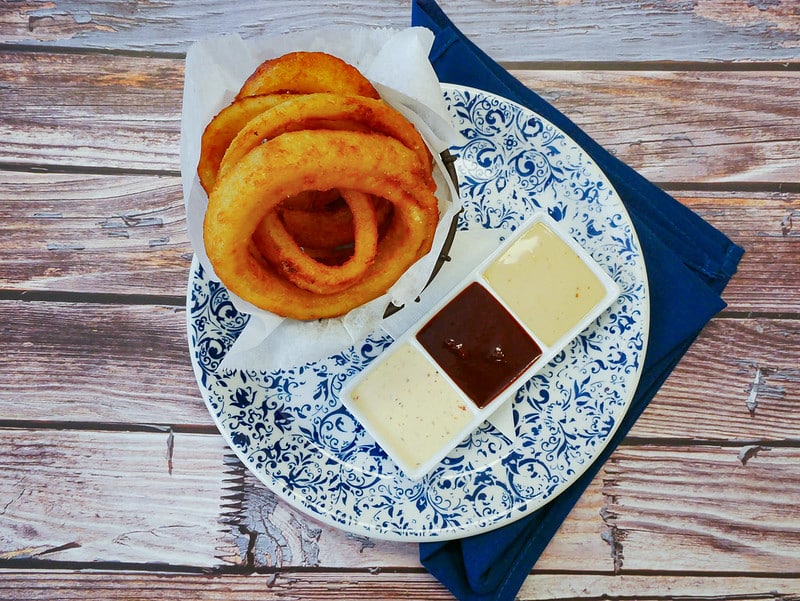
[187,84,649,541]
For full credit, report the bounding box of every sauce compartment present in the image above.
[416,282,543,409]
[342,211,620,480]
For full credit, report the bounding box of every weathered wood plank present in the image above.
[2,0,799,62]
[232,433,800,575]
[0,300,207,425]
[0,571,452,601]
[0,50,183,171]
[0,426,610,572]
[1,298,798,441]
[0,429,425,571]
[2,180,799,317]
[2,50,798,185]
[0,571,799,601]
[601,445,800,573]
[633,318,800,441]
[231,471,421,570]
[0,172,190,296]
[681,191,800,315]
[513,69,800,185]
[1,428,799,572]
[518,574,800,600]
[0,430,235,567]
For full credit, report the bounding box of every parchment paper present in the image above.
[181,26,463,372]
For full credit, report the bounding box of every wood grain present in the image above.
[2,0,799,62]
[2,179,799,315]
[232,471,421,570]
[519,574,800,600]
[0,300,207,425]
[602,445,800,573]
[0,571,799,601]
[2,429,799,572]
[0,171,190,296]
[1,305,793,571]
[633,318,800,441]
[0,430,234,567]
[1,301,798,440]
[0,571,453,601]
[0,50,183,171]
[2,49,798,186]
[682,191,800,314]
[0,426,610,572]
[234,470,612,572]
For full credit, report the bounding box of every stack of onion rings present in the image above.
[199,51,439,320]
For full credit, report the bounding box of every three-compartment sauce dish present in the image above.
[341,211,621,480]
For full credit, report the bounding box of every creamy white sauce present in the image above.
[349,342,473,471]
[483,221,605,346]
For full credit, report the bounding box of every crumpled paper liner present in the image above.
[181,26,464,372]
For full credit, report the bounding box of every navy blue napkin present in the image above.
[412,1,745,600]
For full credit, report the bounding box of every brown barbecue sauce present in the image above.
[416,282,542,409]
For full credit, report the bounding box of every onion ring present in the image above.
[281,188,342,212]
[204,129,438,320]
[236,51,380,100]
[280,195,393,250]
[253,189,379,294]
[200,51,441,321]
[197,93,294,193]
[217,93,434,188]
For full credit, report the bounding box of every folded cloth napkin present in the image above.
[412,1,745,600]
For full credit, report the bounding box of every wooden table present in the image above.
[2,1,799,599]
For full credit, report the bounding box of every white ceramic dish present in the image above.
[341,211,620,479]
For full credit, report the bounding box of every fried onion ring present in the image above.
[197,93,294,193]
[217,93,434,188]
[280,195,393,250]
[281,188,342,212]
[199,51,441,320]
[253,189,379,294]
[236,51,380,100]
[204,129,438,320]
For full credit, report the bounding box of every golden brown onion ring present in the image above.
[217,93,434,188]
[281,188,342,212]
[204,129,438,320]
[197,93,294,193]
[254,189,379,295]
[236,51,380,100]
[281,195,393,250]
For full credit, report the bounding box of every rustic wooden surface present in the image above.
[1,0,799,599]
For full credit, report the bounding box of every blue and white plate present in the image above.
[187,84,649,541]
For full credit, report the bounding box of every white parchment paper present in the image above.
[181,26,464,372]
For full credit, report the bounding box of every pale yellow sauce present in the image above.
[483,221,606,346]
[349,342,473,471]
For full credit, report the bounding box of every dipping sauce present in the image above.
[484,221,606,346]
[349,342,473,471]
[416,282,542,409]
